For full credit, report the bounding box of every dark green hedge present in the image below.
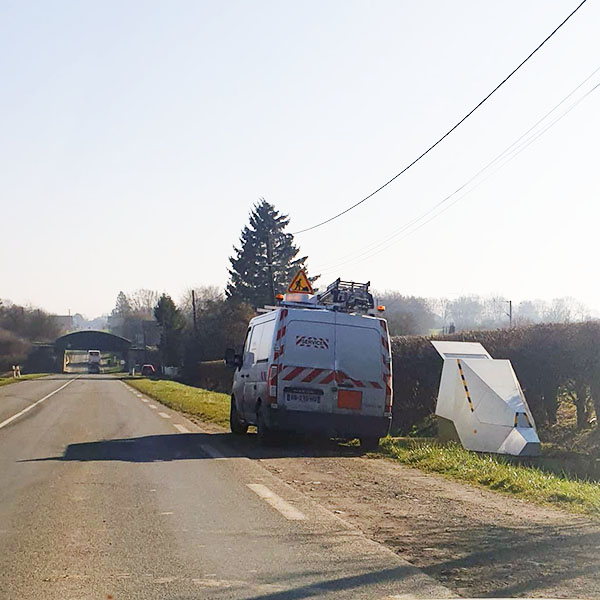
[189,360,233,394]
[187,322,600,435]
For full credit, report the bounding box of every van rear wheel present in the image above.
[257,408,277,446]
[230,398,248,435]
[359,436,380,452]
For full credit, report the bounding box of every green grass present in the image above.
[0,373,49,387]
[380,437,600,517]
[124,377,230,427]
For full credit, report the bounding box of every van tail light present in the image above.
[268,364,278,404]
[384,373,393,416]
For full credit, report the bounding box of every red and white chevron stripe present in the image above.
[279,365,383,389]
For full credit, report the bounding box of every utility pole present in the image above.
[266,232,276,305]
[505,299,513,328]
[143,321,147,365]
[161,305,167,372]
[191,289,198,334]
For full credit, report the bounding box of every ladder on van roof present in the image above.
[316,279,374,313]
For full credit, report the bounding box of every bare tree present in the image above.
[178,286,224,323]
[447,295,484,331]
[129,289,160,316]
[544,297,576,323]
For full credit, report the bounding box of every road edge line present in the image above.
[247,483,307,521]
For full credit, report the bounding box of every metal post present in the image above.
[504,299,513,328]
[161,308,167,373]
[191,289,198,334]
[143,322,147,365]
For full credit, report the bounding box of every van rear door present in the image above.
[279,316,336,413]
[333,320,386,417]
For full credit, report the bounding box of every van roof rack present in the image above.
[264,279,376,314]
[316,278,374,313]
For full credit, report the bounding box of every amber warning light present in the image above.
[377,305,386,312]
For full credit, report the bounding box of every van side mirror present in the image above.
[225,348,242,368]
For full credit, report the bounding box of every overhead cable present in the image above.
[316,76,600,276]
[315,64,600,273]
[292,0,588,235]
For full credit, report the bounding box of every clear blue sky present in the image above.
[1,0,598,317]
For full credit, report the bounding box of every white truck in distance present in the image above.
[225,280,393,449]
[87,350,101,374]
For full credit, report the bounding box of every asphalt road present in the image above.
[0,375,454,600]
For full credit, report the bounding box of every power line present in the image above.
[315,76,600,277]
[292,0,589,235]
[314,64,600,273]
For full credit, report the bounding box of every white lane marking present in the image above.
[158,412,171,419]
[148,405,158,410]
[200,444,226,460]
[173,424,190,434]
[246,483,307,521]
[141,398,149,403]
[0,377,79,431]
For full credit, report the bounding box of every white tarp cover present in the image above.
[432,341,540,456]
[431,341,491,360]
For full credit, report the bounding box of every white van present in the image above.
[226,282,392,449]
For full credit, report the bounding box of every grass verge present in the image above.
[0,374,49,387]
[124,377,230,427]
[380,437,600,517]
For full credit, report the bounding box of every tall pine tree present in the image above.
[227,200,315,307]
[154,294,184,366]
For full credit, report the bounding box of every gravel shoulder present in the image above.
[184,412,600,599]
[258,451,600,598]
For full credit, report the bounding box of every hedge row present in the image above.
[190,321,600,435]
[391,321,600,433]
[188,360,233,394]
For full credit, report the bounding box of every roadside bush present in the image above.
[0,328,31,372]
[190,360,233,394]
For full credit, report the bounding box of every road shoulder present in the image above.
[120,379,600,598]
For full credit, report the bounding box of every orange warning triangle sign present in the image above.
[287,269,314,294]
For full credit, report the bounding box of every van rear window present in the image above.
[336,326,381,380]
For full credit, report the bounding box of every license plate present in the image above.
[285,392,321,404]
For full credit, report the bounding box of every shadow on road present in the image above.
[415,521,600,598]
[20,432,365,463]
[242,564,431,600]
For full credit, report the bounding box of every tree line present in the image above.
[109,199,314,371]
[0,300,62,372]
[375,292,595,337]
[108,198,596,376]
